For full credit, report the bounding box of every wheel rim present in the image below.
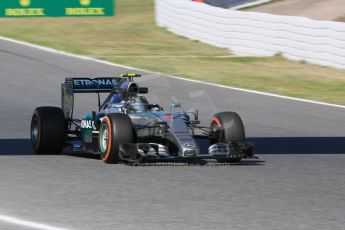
[31,116,39,146]
[99,123,109,156]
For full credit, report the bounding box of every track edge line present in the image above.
[0,214,70,230]
[1,35,344,109]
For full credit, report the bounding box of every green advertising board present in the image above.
[0,0,114,17]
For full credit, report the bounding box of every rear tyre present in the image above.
[31,107,66,154]
[99,113,134,164]
[210,112,245,163]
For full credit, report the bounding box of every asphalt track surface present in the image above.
[0,38,344,230]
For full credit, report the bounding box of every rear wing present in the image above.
[61,77,124,119]
[61,74,143,119]
[63,77,124,95]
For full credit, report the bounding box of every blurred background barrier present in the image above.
[156,0,345,69]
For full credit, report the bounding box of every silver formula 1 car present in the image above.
[31,73,254,164]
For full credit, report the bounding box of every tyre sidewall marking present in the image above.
[211,116,221,127]
[100,116,112,161]
[32,112,41,150]
[99,123,107,154]
[211,116,223,141]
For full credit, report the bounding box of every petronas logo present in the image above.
[80,0,91,6]
[19,0,31,7]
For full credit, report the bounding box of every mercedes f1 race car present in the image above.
[31,73,254,164]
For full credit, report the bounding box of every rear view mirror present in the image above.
[170,102,181,108]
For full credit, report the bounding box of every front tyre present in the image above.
[211,112,245,143]
[210,112,245,163]
[99,114,134,164]
[31,107,66,154]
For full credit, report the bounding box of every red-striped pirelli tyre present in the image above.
[31,107,66,154]
[211,112,245,143]
[210,112,245,163]
[99,113,134,164]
